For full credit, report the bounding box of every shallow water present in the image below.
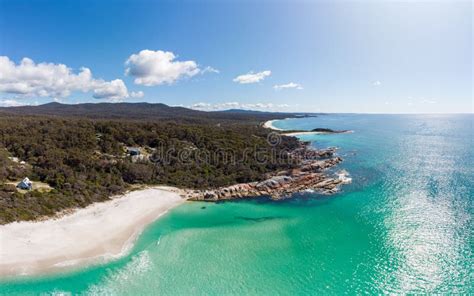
[1,114,472,295]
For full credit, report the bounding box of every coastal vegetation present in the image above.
[311,128,348,133]
[0,103,301,223]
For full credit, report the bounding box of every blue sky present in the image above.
[0,0,471,113]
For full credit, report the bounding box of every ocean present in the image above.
[1,114,472,295]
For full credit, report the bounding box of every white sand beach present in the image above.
[0,187,185,277]
[264,118,356,138]
[282,130,354,136]
[282,131,326,136]
[263,119,284,130]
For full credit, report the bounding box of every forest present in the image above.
[0,103,304,223]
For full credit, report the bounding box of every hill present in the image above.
[0,102,297,124]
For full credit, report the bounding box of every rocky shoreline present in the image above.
[186,145,350,201]
[187,119,352,201]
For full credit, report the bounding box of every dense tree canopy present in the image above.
[0,110,300,223]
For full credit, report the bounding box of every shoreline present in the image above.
[262,119,284,130]
[187,119,350,201]
[264,119,353,136]
[0,186,185,277]
[1,118,347,278]
[282,130,354,136]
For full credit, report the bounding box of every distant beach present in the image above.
[282,130,354,136]
[263,119,284,130]
[264,119,353,136]
[0,187,184,277]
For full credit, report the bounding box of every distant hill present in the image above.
[0,102,297,124]
[221,109,317,116]
[220,109,279,114]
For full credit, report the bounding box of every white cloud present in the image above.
[233,70,271,84]
[273,82,303,90]
[130,91,144,98]
[125,50,202,86]
[373,80,381,86]
[191,101,290,111]
[202,66,219,74]
[0,99,27,107]
[211,102,240,109]
[0,56,130,100]
[93,79,129,100]
[191,102,212,109]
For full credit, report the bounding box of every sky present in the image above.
[0,0,472,113]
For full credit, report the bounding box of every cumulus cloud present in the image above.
[0,56,130,100]
[233,70,271,84]
[191,101,289,111]
[92,79,128,100]
[273,82,303,90]
[130,91,144,98]
[373,80,381,86]
[125,50,204,86]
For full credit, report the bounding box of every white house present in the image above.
[17,177,32,190]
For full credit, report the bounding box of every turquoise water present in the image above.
[1,114,473,295]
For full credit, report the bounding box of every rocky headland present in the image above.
[187,145,350,201]
[186,121,352,201]
[311,128,350,133]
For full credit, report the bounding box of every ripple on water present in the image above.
[375,122,472,293]
[84,251,153,296]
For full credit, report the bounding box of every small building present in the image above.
[8,156,19,163]
[17,177,32,190]
[127,147,141,156]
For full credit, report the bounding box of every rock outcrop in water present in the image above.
[311,128,349,133]
[187,146,349,201]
